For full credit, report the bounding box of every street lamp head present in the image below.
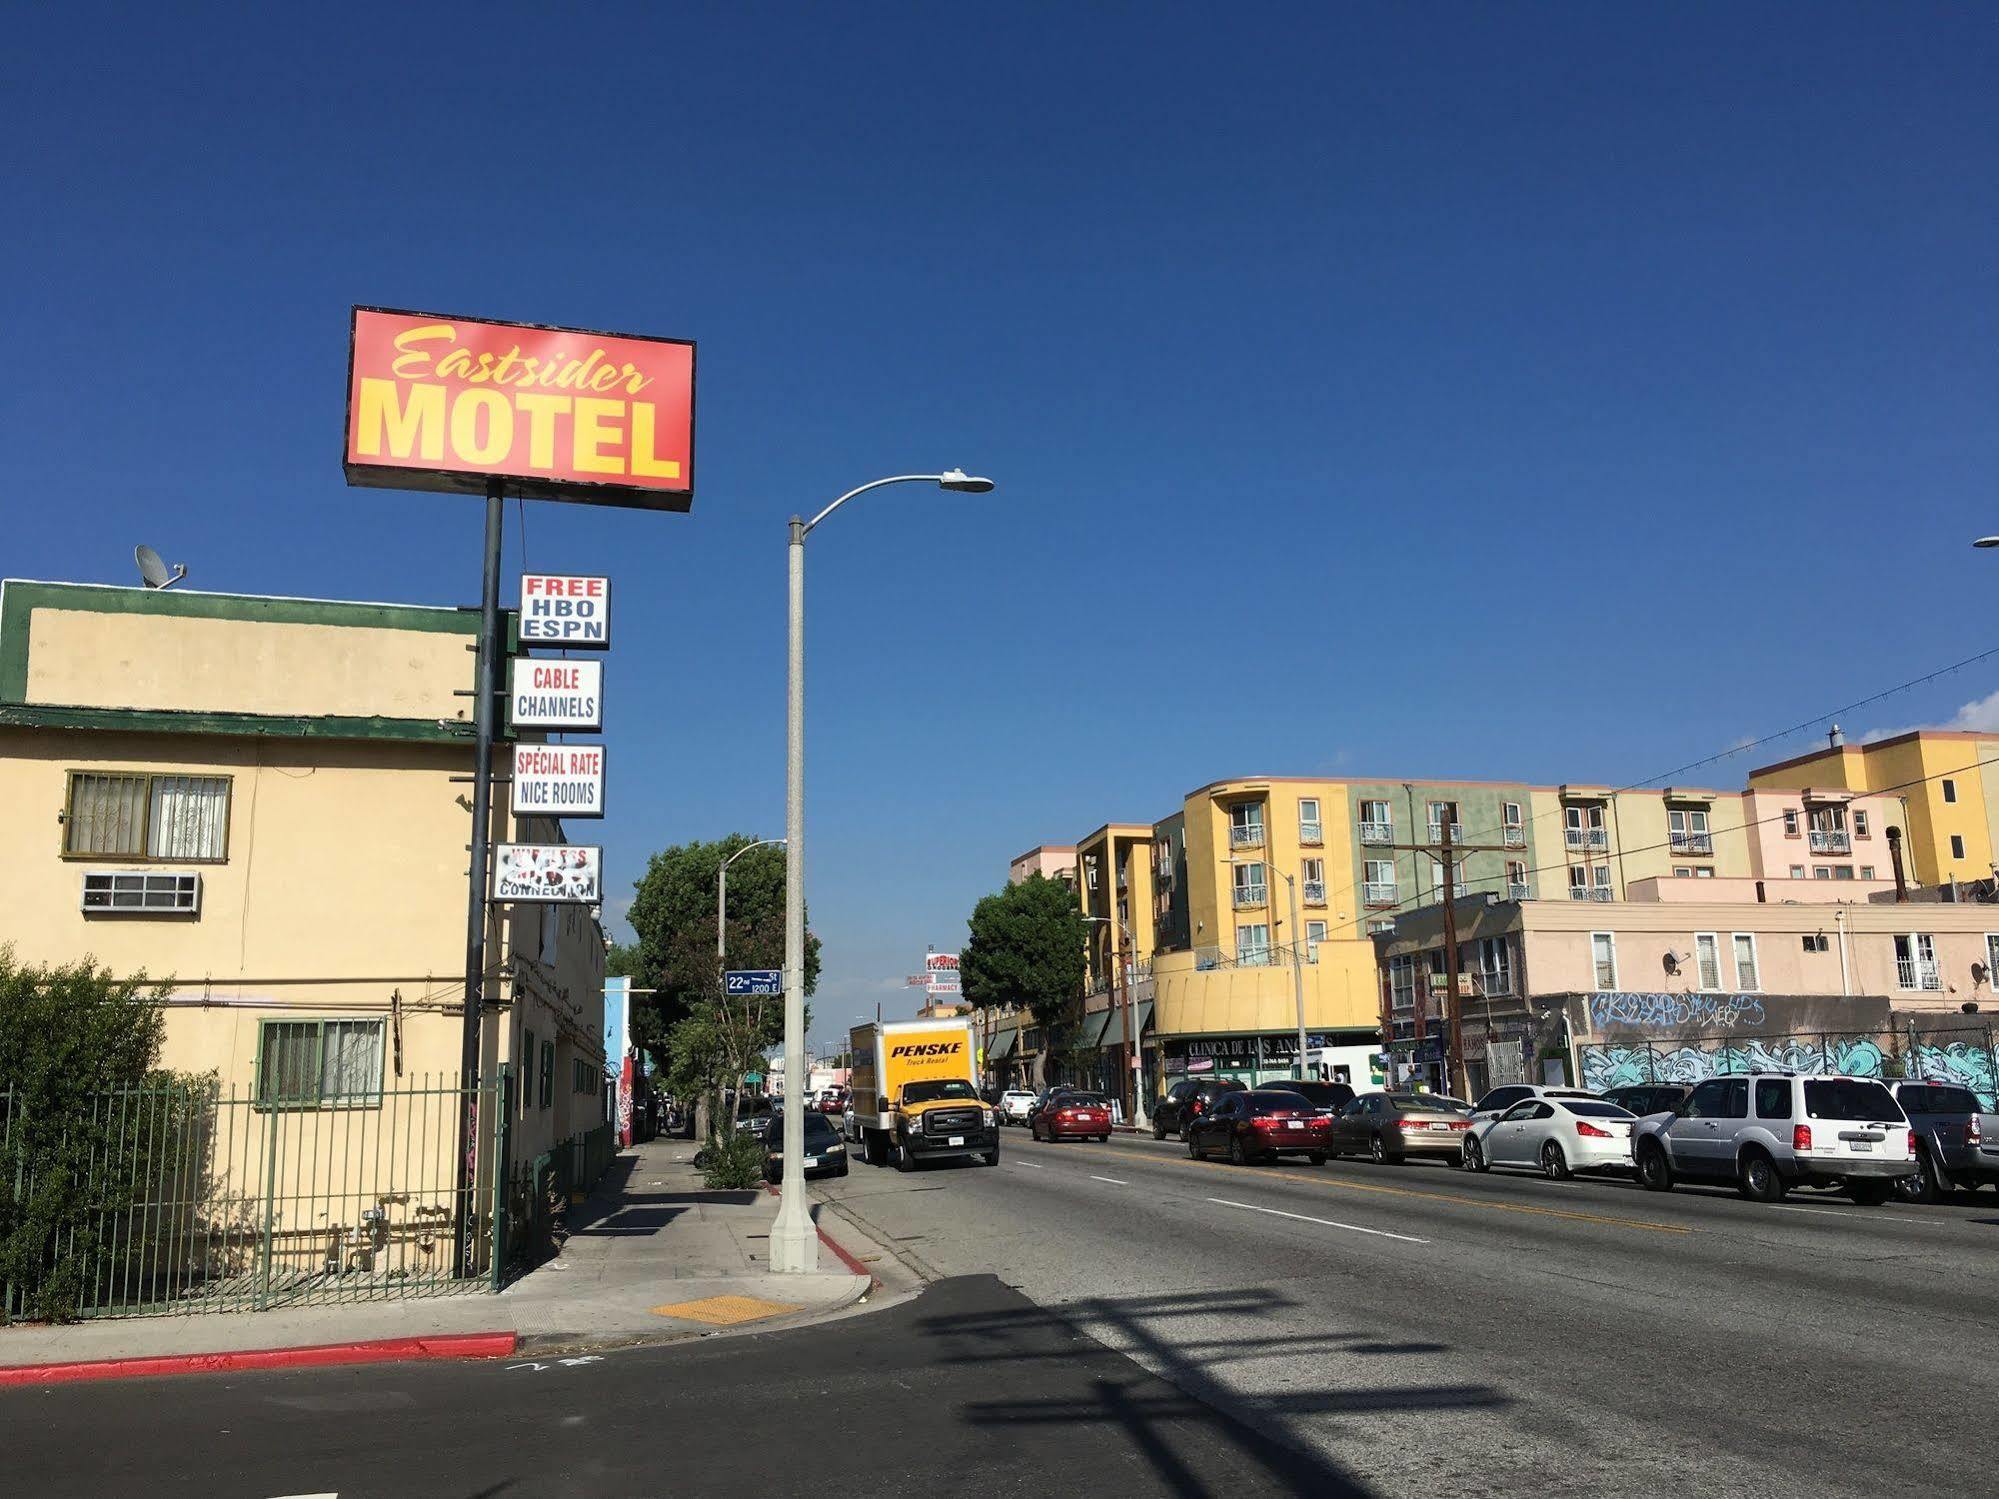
[1975,536,1999,549]
[937,469,995,494]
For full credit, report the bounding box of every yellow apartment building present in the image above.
[0,579,605,1301]
[1750,729,1999,888]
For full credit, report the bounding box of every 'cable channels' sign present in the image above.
[520,574,610,648]
[493,843,601,904]
[509,659,603,731]
[344,307,694,511]
[511,744,606,819]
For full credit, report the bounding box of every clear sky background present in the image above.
[5,4,1994,1051]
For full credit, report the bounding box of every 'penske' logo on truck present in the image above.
[889,1041,964,1058]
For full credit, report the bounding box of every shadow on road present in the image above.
[919,1281,1509,1497]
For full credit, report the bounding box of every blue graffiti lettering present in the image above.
[1587,993,1768,1032]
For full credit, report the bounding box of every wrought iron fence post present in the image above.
[489,1066,513,1293]
[255,1098,280,1311]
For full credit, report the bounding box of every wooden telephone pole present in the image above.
[1384,819,1515,1099]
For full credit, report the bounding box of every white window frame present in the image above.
[1860,865,1875,879]
[1693,932,1721,991]
[1503,801,1523,829]
[1789,864,1805,879]
[1782,809,1799,835]
[1854,810,1870,837]
[1232,861,1266,905]
[1298,798,1322,844]
[1590,932,1618,991]
[1593,863,1613,895]
[1359,799,1392,826]
[1236,922,1271,964]
[1732,933,1761,992]
[1305,919,1328,961]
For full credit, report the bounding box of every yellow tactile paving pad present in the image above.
[648,1294,801,1325]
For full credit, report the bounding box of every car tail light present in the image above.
[1792,1124,1812,1153]
[1970,1115,1983,1147]
[1575,1121,1611,1138]
[1907,1129,1917,1157]
[1191,1098,1206,1116]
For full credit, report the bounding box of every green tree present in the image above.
[624,837,820,1141]
[0,947,174,1321]
[961,872,1089,1032]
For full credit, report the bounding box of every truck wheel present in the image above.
[894,1139,915,1173]
[1636,1142,1674,1192]
[1737,1149,1784,1202]
[1152,1118,1167,1141]
[981,1149,999,1167]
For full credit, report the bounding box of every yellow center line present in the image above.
[1022,1138,1692,1235]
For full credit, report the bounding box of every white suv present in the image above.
[997,1089,1038,1127]
[1631,1073,1915,1204]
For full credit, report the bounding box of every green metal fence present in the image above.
[3,1072,516,1321]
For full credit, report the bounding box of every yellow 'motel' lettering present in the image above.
[353,376,683,482]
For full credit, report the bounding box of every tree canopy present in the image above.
[960,873,1089,1027]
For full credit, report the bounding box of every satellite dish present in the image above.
[134,545,186,589]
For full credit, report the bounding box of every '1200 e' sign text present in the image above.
[344,308,694,511]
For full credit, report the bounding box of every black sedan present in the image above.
[763,1109,849,1180]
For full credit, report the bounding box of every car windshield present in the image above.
[1063,1094,1110,1108]
[1900,1084,1983,1114]
[1562,1101,1636,1119]
[1804,1079,1903,1121]
[903,1080,978,1105]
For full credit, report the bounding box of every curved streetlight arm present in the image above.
[802,475,950,535]
[719,838,787,963]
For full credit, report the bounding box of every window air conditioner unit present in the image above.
[80,870,202,915]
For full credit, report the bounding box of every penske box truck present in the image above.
[847,1017,999,1171]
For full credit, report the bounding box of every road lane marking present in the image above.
[1010,1160,1044,1169]
[1764,1202,1928,1224]
[1207,1197,1431,1244]
[1089,1175,1129,1185]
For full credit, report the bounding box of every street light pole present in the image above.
[1085,913,1148,1130]
[770,470,994,1276]
[1222,858,1309,1082]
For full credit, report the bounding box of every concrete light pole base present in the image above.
[768,1197,819,1274]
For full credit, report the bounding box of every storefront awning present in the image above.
[986,1029,1016,1062]
[1075,1009,1113,1050]
[1132,1000,1153,1038]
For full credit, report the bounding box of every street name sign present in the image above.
[726,970,783,998]
[511,744,605,819]
[521,574,611,647]
[509,659,603,730]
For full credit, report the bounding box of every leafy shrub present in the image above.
[700,1129,767,1191]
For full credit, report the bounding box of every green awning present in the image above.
[1075,1009,1113,1049]
[986,1029,1016,1062]
[1132,999,1153,1038]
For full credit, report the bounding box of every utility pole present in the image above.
[1385,815,1514,1100]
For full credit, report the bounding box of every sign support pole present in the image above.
[457,478,504,1275]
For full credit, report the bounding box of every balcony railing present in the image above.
[1670,831,1714,855]
[1569,885,1613,902]
[1809,830,1852,855]
[1302,880,1326,905]
[1897,957,1942,991]
[1359,820,1394,845]
[1503,827,1526,848]
[1566,828,1608,850]
[1506,882,1530,900]
[1232,884,1267,909]
[1299,821,1323,845]
[1363,881,1398,904]
[1230,822,1265,849]
[1195,941,1316,971]
[1428,822,1462,844]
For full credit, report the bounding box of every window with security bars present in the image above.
[257,1019,384,1109]
[81,870,200,915]
[65,772,230,861]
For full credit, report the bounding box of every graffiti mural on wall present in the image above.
[1910,1040,1998,1099]
[1586,993,1767,1032]
[1579,1036,1887,1092]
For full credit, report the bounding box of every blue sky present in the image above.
[5,4,1994,1050]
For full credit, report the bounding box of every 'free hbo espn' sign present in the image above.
[521,574,610,647]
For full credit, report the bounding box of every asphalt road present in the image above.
[815,1126,1999,1498]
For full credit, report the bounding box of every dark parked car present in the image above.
[1187,1089,1333,1165]
[763,1109,849,1180]
[1327,1092,1473,1164]
[1602,1083,1695,1119]
[1032,1092,1114,1142]
[1152,1078,1247,1141]
[1262,1079,1357,1116]
[1890,1080,1999,1202]
[736,1095,775,1139]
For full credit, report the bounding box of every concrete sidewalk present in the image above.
[0,1137,873,1378]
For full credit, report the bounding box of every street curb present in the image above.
[763,1182,878,1288]
[0,1330,519,1388]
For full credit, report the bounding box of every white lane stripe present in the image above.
[1010,1160,1044,1169]
[1764,1202,1927,1224]
[1207,1196,1431,1245]
[1090,1175,1129,1185]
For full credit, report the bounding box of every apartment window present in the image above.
[1565,804,1607,848]
[1301,857,1326,904]
[1389,953,1418,1010]
[1808,805,1846,834]
[1503,801,1524,830]
[1568,865,1589,898]
[1428,800,1460,837]
[1233,861,1267,906]
[1298,798,1322,845]
[540,1039,555,1110]
[1943,779,1958,804]
[1802,933,1829,954]
[1834,866,1854,881]
[521,1028,536,1116]
[1668,808,1711,852]
[1789,865,1805,879]
[1860,865,1875,880]
[1673,868,1692,879]
[257,1020,383,1110]
[1952,835,1967,860]
[1895,933,1941,991]
[1505,860,1527,896]
[64,772,230,862]
[1987,934,1999,983]
[1694,866,1714,878]
[1813,867,1832,880]
[1732,934,1760,991]
[1085,857,1099,891]
[1694,934,1721,991]
[1155,838,1173,878]
[1229,803,1265,848]
[1363,859,1396,903]
[1236,923,1271,966]
[1594,863,1613,898]
[1358,800,1394,842]
[1782,810,1800,836]
[1854,810,1870,838]
[1429,858,1464,893]
[1368,919,1396,936]
[1475,936,1512,995]
[1590,932,1618,991]
[1305,919,1327,961]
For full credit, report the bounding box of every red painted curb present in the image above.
[0,1330,518,1388]
[815,1224,872,1280]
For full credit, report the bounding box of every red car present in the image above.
[1187,1089,1333,1165]
[1032,1092,1114,1142]
[816,1088,847,1116]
